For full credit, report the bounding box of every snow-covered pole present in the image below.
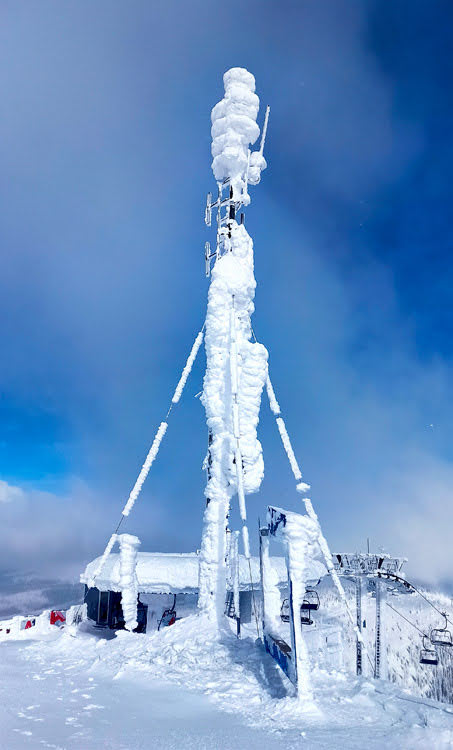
[118,533,141,632]
[230,297,251,560]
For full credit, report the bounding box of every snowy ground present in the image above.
[1,615,453,749]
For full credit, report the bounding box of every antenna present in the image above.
[203,97,269,277]
[259,105,270,156]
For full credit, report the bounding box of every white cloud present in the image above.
[383,456,453,585]
[0,480,24,504]
[0,477,168,580]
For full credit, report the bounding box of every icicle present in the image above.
[171,329,204,404]
[87,533,118,588]
[122,421,168,517]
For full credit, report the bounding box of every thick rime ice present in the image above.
[211,67,266,200]
[265,375,281,416]
[279,510,320,702]
[122,421,168,517]
[199,221,268,618]
[172,329,204,404]
[118,533,141,632]
[276,416,303,482]
[199,69,269,620]
[260,533,282,637]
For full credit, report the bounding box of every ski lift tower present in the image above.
[334,552,407,678]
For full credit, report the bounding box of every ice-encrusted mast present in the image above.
[198,68,269,622]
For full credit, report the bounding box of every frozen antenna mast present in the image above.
[198,68,269,622]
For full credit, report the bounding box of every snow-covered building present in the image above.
[80,551,326,632]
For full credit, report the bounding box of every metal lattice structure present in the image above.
[333,552,407,679]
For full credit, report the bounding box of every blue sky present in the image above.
[1,1,453,587]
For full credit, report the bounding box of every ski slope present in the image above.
[1,610,453,749]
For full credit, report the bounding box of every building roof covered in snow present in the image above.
[81,552,326,595]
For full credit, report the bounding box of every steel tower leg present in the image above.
[375,578,387,679]
[356,575,362,676]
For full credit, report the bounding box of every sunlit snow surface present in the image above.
[1,613,453,749]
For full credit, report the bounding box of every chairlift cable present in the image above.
[409,585,453,629]
[386,601,428,638]
[378,571,453,629]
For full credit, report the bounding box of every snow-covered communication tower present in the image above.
[198,68,269,621]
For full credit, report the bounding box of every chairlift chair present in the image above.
[430,613,453,647]
[280,598,314,625]
[420,635,439,666]
[301,589,320,611]
[280,599,290,622]
[158,594,177,631]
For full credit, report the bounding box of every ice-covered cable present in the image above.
[265,375,280,416]
[88,324,205,589]
[122,421,168,517]
[259,105,270,156]
[172,330,204,404]
[87,533,118,588]
[266,370,371,660]
[276,417,302,482]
